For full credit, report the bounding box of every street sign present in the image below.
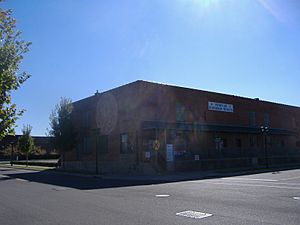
[153,140,160,151]
[166,144,174,162]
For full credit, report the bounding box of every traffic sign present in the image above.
[153,140,160,151]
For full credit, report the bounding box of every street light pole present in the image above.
[10,141,14,166]
[261,126,269,169]
[93,128,100,175]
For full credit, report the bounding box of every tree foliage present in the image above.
[49,97,75,167]
[17,124,34,165]
[0,2,31,140]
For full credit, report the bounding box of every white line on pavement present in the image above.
[155,194,170,198]
[278,176,300,181]
[176,210,213,219]
[15,178,28,182]
[221,178,278,182]
[202,181,300,190]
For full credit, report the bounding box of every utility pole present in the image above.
[93,128,100,174]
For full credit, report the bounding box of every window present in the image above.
[292,117,296,129]
[249,111,256,127]
[281,140,285,148]
[222,138,227,148]
[263,113,269,126]
[98,135,108,153]
[250,136,254,148]
[83,111,91,128]
[236,138,242,148]
[83,136,92,154]
[120,133,129,153]
[176,102,185,122]
[76,143,81,160]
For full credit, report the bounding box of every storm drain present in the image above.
[176,210,212,219]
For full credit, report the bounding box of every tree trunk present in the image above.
[26,153,28,167]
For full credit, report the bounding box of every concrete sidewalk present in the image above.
[2,161,299,183]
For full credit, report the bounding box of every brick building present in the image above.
[0,135,55,159]
[65,80,300,173]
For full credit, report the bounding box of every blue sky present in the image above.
[2,0,300,136]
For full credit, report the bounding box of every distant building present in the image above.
[66,80,300,173]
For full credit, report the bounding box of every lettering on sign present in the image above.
[208,101,234,113]
[166,144,174,162]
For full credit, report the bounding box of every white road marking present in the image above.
[278,176,300,181]
[221,177,278,182]
[155,194,170,198]
[176,210,212,219]
[262,182,300,186]
[15,178,27,182]
[203,181,300,190]
[220,178,300,186]
[52,187,69,191]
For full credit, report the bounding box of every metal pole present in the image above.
[10,143,14,166]
[96,143,98,174]
[264,133,269,169]
[95,130,99,174]
[155,128,158,168]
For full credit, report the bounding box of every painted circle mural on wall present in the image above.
[96,92,118,135]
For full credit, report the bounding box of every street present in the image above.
[0,167,300,225]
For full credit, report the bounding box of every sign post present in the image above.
[153,140,160,168]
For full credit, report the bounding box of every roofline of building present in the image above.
[73,80,300,110]
[72,80,142,105]
[4,135,52,138]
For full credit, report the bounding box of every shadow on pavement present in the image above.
[5,165,300,190]
[6,170,168,190]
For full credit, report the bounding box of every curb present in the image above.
[0,163,54,172]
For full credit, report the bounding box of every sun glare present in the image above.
[185,0,220,8]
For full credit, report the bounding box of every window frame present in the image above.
[120,133,130,154]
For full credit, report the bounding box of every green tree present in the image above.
[0,2,31,140]
[49,97,75,168]
[18,124,34,166]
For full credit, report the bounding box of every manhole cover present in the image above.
[176,210,213,219]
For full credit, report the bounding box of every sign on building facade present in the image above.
[166,144,174,162]
[208,101,234,113]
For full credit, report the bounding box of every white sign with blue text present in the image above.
[208,101,234,113]
[166,144,174,162]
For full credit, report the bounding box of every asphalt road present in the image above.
[0,167,300,225]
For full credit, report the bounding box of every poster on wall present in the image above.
[166,144,174,162]
[145,151,151,159]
